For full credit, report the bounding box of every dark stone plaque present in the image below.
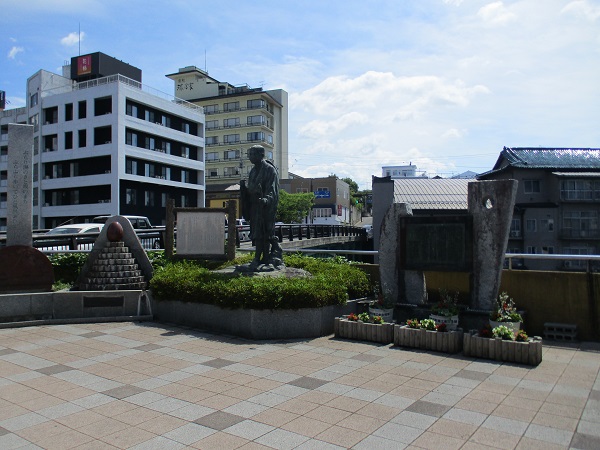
[0,245,54,293]
[400,216,472,271]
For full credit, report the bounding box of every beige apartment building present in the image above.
[166,67,288,190]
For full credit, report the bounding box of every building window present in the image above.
[65,103,73,121]
[224,134,240,144]
[247,99,265,109]
[314,208,333,218]
[526,219,537,232]
[145,191,155,207]
[206,152,218,161]
[181,146,190,159]
[523,179,540,194]
[541,246,554,254]
[247,131,265,142]
[65,131,73,150]
[223,101,239,112]
[206,136,218,145]
[78,129,86,148]
[145,110,155,123]
[296,188,308,193]
[224,150,239,160]
[145,137,155,150]
[126,159,138,175]
[30,92,38,107]
[509,218,521,237]
[182,122,190,134]
[526,246,537,254]
[561,180,594,200]
[267,135,273,144]
[126,102,138,118]
[563,211,598,237]
[204,104,218,114]
[126,131,138,147]
[541,218,554,232]
[317,187,330,193]
[208,169,218,177]
[78,100,86,119]
[223,166,240,177]
[126,188,136,205]
[162,193,168,207]
[206,120,218,130]
[224,118,240,128]
[247,115,265,125]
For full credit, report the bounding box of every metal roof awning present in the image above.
[552,172,600,178]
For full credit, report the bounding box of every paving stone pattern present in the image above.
[0,322,598,449]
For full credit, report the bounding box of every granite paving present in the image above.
[0,321,597,449]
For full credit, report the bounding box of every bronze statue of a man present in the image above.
[240,145,283,271]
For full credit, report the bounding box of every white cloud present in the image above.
[61,31,85,46]
[477,2,517,25]
[561,0,600,21]
[299,112,368,139]
[7,46,23,59]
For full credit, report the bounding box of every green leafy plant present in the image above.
[371,315,384,324]
[420,318,436,331]
[406,318,420,329]
[357,312,371,322]
[150,254,371,310]
[490,292,523,323]
[492,325,514,340]
[431,289,459,317]
[371,282,395,309]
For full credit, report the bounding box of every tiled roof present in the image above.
[393,178,470,210]
[496,147,600,170]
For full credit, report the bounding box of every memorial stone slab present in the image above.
[7,124,33,247]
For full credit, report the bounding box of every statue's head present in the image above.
[248,145,265,164]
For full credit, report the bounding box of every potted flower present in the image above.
[489,291,523,336]
[369,283,395,323]
[429,289,460,331]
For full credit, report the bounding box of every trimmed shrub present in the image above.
[150,254,371,310]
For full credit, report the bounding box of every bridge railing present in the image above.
[0,223,366,253]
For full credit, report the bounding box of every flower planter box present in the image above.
[463,330,542,366]
[334,317,394,344]
[393,325,463,354]
[430,314,459,331]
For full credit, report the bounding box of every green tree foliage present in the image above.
[276,190,314,224]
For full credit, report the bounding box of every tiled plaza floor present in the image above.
[0,321,598,449]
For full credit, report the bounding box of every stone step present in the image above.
[84,276,146,285]
[98,252,133,259]
[79,282,147,291]
[90,264,139,272]
[87,270,143,278]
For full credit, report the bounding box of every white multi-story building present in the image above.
[382,163,426,179]
[1,52,205,229]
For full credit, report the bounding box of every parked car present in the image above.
[38,223,104,251]
[92,215,162,249]
[225,218,250,242]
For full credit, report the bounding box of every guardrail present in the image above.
[0,224,366,253]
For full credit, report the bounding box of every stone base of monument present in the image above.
[152,297,361,340]
[0,290,152,327]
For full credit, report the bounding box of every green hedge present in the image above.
[150,254,371,309]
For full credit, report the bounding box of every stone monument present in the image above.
[0,124,54,293]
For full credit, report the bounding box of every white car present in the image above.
[38,223,103,251]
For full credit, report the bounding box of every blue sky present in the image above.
[2,0,599,190]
